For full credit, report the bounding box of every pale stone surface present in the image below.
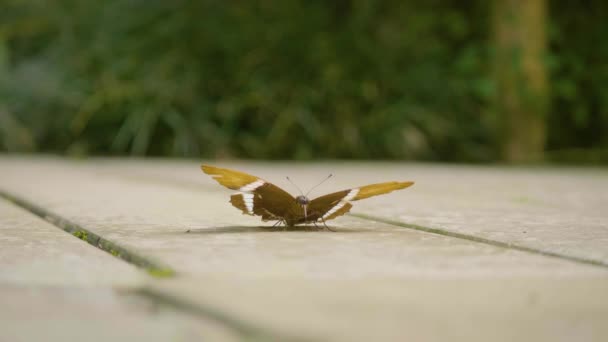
[0,198,142,287]
[1,156,608,341]
[0,286,242,342]
[0,192,242,341]
[150,276,608,342]
[0,157,605,278]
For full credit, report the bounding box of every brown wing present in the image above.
[305,190,351,222]
[202,165,300,221]
[307,181,414,222]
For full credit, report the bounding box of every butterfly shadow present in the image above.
[184,225,371,234]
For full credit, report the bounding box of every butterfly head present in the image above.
[287,174,332,221]
[295,195,310,206]
[295,195,310,220]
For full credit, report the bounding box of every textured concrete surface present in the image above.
[0,198,142,287]
[1,156,608,341]
[0,286,242,342]
[150,276,608,342]
[0,158,605,277]
[0,192,241,341]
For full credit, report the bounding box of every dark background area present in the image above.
[0,0,606,163]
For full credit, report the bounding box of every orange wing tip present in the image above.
[200,164,261,190]
[200,164,224,180]
[201,164,218,174]
[353,181,414,200]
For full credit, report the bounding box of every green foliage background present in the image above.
[0,0,606,161]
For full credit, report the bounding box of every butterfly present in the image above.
[201,165,414,229]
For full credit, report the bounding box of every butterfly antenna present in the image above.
[286,176,305,196]
[305,174,333,196]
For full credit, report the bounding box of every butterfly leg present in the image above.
[320,217,336,232]
[272,219,287,231]
[281,219,289,231]
[308,221,322,231]
[305,219,319,231]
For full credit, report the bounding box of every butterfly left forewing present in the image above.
[307,181,414,223]
[202,165,301,223]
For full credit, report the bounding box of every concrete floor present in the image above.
[1,156,607,341]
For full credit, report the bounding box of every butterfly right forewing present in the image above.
[307,181,414,223]
[305,190,354,222]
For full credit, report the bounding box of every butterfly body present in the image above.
[202,165,413,228]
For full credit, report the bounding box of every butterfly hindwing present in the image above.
[229,193,255,215]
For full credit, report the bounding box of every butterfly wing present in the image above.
[306,181,414,222]
[201,165,300,222]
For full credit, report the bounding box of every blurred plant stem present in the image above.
[493,0,548,162]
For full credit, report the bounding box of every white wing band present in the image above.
[322,188,359,219]
[239,180,265,193]
[242,193,255,214]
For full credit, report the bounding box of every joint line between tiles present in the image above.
[135,287,304,342]
[349,213,608,269]
[0,189,174,277]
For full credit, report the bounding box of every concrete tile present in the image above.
[0,286,242,342]
[150,275,608,342]
[0,198,142,287]
[2,156,608,341]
